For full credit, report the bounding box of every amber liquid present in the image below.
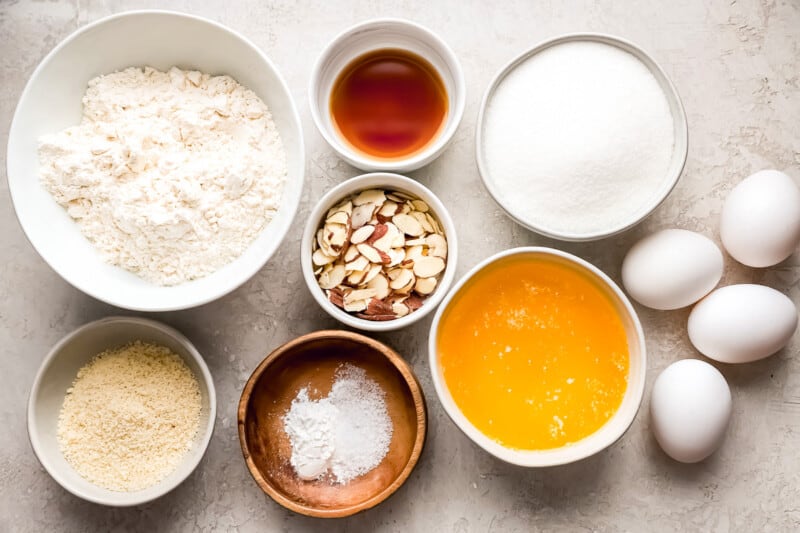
[330,48,448,159]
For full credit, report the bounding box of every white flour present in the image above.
[38,66,287,285]
[282,364,393,484]
[483,41,675,236]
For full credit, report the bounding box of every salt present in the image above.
[482,41,675,236]
[282,364,393,484]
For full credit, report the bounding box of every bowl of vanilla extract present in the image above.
[309,18,466,172]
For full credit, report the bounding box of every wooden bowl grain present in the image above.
[237,330,427,518]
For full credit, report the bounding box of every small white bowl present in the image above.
[428,247,646,467]
[6,10,304,311]
[27,316,216,506]
[476,33,688,242]
[301,172,458,332]
[309,18,465,172]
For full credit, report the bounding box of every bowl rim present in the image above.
[6,9,305,311]
[237,329,427,518]
[300,172,458,332]
[26,316,217,506]
[308,17,466,172]
[428,246,647,467]
[474,32,689,242]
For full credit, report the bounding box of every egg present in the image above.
[650,359,732,463]
[688,284,798,364]
[621,229,723,310]
[720,170,800,268]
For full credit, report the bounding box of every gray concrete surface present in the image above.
[2,0,799,531]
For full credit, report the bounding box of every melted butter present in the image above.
[438,256,629,450]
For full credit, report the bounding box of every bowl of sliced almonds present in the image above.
[301,173,457,331]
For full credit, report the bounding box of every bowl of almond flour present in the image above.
[7,11,304,310]
[27,317,216,506]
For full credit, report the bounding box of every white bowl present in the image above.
[27,316,216,506]
[6,10,304,311]
[428,247,646,467]
[309,18,465,172]
[301,172,458,332]
[476,33,688,242]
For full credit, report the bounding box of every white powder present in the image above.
[38,66,287,285]
[483,41,675,236]
[282,364,393,484]
[57,342,201,492]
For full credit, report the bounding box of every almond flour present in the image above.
[57,341,202,492]
[38,66,287,285]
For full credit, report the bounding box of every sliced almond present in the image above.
[392,191,415,200]
[327,200,352,219]
[426,213,443,235]
[386,193,405,202]
[393,213,424,236]
[319,264,346,289]
[367,273,391,299]
[326,210,349,225]
[350,225,375,244]
[378,201,398,218]
[386,267,405,281]
[326,223,348,250]
[345,254,369,273]
[411,210,434,233]
[312,249,337,266]
[387,248,405,267]
[363,263,383,285]
[411,199,429,212]
[347,269,369,286]
[353,189,385,206]
[351,203,375,229]
[414,276,437,295]
[413,256,445,278]
[365,223,388,244]
[404,237,427,247]
[328,288,344,308]
[405,294,424,310]
[343,245,360,262]
[343,298,368,313]
[357,243,383,264]
[364,298,394,316]
[346,287,378,302]
[426,233,448,258]
[404,245,425,264]
[389,268,415,291]
[392,302,410,317]
[371,223,397,253]
[314,266,322,276]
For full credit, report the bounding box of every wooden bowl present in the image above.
[237,330,427,518]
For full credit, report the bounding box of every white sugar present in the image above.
[483,41,675,236]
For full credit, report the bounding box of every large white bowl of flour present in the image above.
[7,10,304,310]
[477,33,687,241]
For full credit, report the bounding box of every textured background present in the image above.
[1,0,799,531]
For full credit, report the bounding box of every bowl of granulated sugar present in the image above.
[237,330,427,518]
[476,33,688,241]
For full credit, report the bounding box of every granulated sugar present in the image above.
[482,41,675,236]
[282,364,393,483]
[57,341,201,492]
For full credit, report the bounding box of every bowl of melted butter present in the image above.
[428,247,646,467]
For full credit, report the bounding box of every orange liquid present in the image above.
[330,48,448,159]
[437,256,629,450]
